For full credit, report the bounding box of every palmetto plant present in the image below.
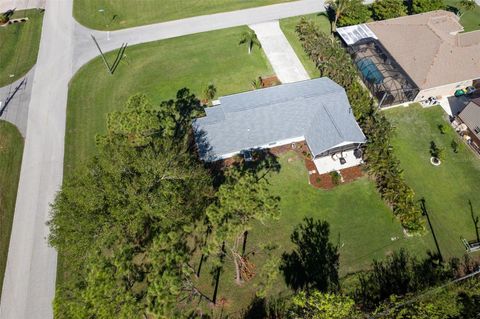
[239,30,261,54]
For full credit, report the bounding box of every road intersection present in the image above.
[0,1,323,318]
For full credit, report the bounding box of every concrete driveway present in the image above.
[249,20,310,83]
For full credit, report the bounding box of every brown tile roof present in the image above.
[367,10,480,90]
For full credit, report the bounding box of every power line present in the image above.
[370,267,480,318]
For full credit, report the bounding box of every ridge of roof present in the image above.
[193,78,365,160]
[366,10,480,90]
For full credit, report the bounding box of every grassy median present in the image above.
[0,121,24,299]
[0,9,43,87]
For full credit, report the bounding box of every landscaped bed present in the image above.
[0,121,24,299]
[0,9,43,87]
[73,0,295,30]
[385,104,480,258]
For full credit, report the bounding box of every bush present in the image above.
[410,0,445,14]
[451,140,458,153]
[330,171,341,185]
[438,124,446,134]
[337,0,372,27]
[372,0,407,20]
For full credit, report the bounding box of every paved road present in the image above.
[0,1,73,318]
[0,1,323,318]
[249,21,310,83]
[73,0,324,73]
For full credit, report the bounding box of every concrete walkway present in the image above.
[0,68,35,137]
[0,1,323,318]
[249,20,309,83]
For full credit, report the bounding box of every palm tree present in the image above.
[204,83,217,102]
[239,30,261,54]
[325,0,352,33]
[0,9,15,25]
[459,0,476,17]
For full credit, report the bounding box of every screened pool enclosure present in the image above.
[348,38,419,108]
[336,25,419,108]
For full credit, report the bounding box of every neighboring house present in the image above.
[193,77,366,175]
[337,10,480,108]
[457,97,480,153]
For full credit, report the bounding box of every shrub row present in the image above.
[296,19,424,232]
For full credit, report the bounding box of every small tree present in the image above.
[430,141,445,161]
[451,139,459,153]
[438,124,446,134]
[337,0,371,27]
[206,168,280,285]
[203,83,217,103]
[239,30,261,54]
[459,0,476,17]
[372,0,407,20]
[326,0,356,33]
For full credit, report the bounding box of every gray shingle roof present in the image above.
[193,77,366,161]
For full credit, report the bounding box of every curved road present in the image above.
[0,1,323,318]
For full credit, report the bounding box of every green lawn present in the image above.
[64,26,273,176]
[0,121,24,299]
[445,0,480,32]
[193,152,433,315]
[385,104,480,258]
[73,0,295,30]
[280,13,330,78]
[0,9,43,87]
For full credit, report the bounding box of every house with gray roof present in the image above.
[457,97,480,154]
[193,77,366,174]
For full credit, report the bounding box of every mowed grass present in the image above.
[192,152,433,315]
[280,13,330,78]
[445,0,480,32]
[73,0,295,30]
[0,121,24,299]
[64,26,273,177]
[385,104,480,258]
[0,9,43,87]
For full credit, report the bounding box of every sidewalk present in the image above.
[249,20,310,83]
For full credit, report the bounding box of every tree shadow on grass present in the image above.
[280,217,339,293]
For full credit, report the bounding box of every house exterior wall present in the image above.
[414,79,473,101]
[215,136,305,160]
